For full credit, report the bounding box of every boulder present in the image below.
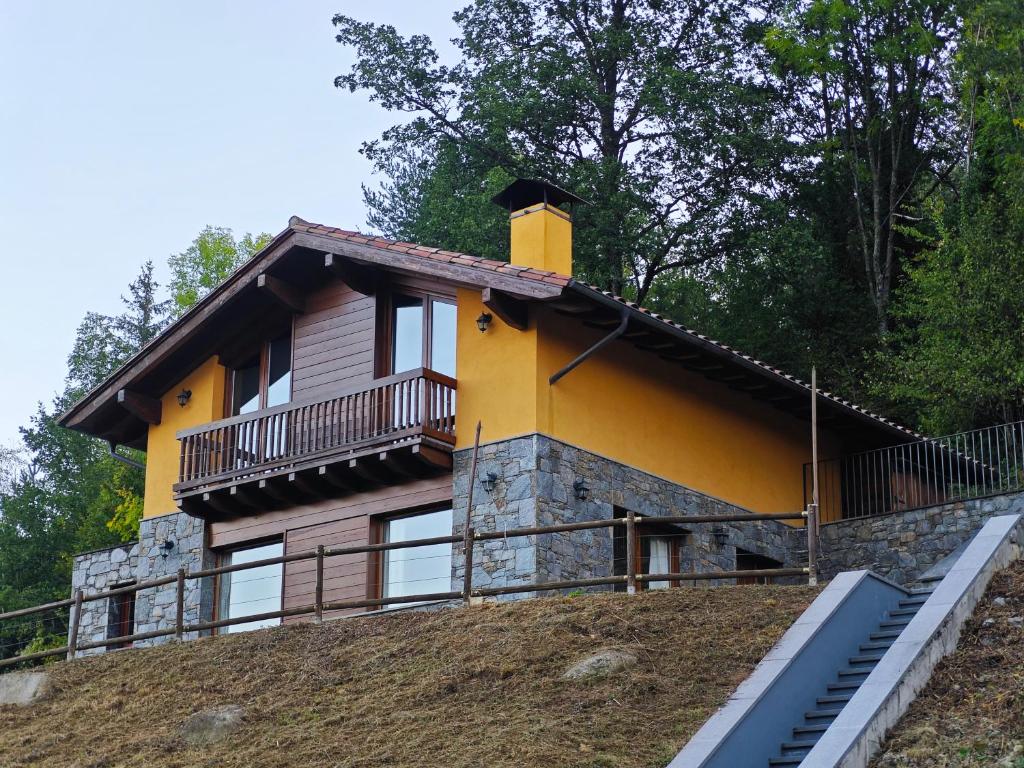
[562,649,637,680]
[0,671,49,707]
[180,705,244,746]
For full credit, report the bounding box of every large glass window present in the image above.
[388,294,456,377]
[381,508,453,606]
[218,541,284,633]
[229,334,292,416]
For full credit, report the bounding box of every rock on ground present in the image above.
[180,705,244,746]
[562,649,637,680]
[0,671,48,707]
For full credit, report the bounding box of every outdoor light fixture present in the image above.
[482,471,498,493]
[712,528,729,548]
[572,478,589,501]
[176,389,192,407]
[476,312,492,332]
[159,540,176,558]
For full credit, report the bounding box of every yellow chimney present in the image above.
[510,203,573,275]
[492,179,586,277]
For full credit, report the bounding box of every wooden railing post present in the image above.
[626,511,637,595]
[806,504,819,586]
[463,526,475,604]
[315,545,325,624]
[175,568,186,641]
[67,589,83,660]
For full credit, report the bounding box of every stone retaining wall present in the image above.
[451,434,805,597]
[817,491,1024,583]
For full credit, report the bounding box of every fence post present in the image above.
[175,568,186,641]
[626,511,637,595]
[67,589,83,661]
[806,504,819,586]
[315,545,325,624]
[463,526,475,604]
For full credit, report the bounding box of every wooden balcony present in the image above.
[173,368,456,515]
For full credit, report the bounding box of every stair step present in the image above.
[838,667,873,678]
[793,722,830,736]
[828,680,863,691]
[805,708,842,720]
[817,694,853,705]
[769,757,804,767]
[910,587,935,595]
[899,595,929,607]
[782,740,819,751]
[849,653,884,665]
[888,607,920,618]
[860,640,894,651]
[871,629,903,640]
[880,618,912,629]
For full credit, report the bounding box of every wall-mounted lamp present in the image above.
[476,312,493,333]
[176,389,192,407]
[712,528,729,548]
[159,539,176,558]
[482,471,498,493]
[572,478,589,501]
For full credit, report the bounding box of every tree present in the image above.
[168,227,272,315]
[766,0,961,333]
[874,0,1024,433]
[335,0,792,301]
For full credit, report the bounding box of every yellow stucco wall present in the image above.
[142,356,226,519]
[509,204,573,275]
[456,294,841,518]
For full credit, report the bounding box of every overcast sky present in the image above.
[0,1,462,447]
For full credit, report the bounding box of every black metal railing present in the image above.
[806,420,1024,520]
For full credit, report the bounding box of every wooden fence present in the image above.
[0,507,816,670]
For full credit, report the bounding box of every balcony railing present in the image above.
[806,419,1024,520]
[175,368,456,494]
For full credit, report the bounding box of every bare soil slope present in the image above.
[872,559,1024,767]
[0,585,816,768]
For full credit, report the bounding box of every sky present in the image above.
[0,1,462,447]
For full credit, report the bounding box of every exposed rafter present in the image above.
[116,389,161,425]
[257,273,305,314]
[482,287,528,330]
[324,252,378,296]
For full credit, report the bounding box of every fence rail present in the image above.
[806,419,1024,521]
[0,508,815,670]
[176,368,456,489]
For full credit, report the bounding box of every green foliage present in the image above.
[168,226,272,316]
[875,0,1024,433]
[335,0,791,300]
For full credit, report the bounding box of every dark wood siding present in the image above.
[207,476,453,617]
[291,278,376,400]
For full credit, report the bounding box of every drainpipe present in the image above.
[549,307,629,385]
[107,441,146,471]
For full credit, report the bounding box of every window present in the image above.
[217,541,284,633]
[387,294,456,377]
[106,583,136,650]
[229,333,292,415]
[736,548,783,585]
[613,510,685,591]
[377,508,453,607]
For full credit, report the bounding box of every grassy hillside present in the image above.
[0,585,816,768]
[871,559,1024,767]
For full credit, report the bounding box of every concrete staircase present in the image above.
[766,588,934,767]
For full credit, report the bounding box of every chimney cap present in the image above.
[491,178,590,212]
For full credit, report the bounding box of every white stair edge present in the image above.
[800,513,1023,768]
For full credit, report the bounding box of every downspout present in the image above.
[549,307,629,385]
[107,441,146,471]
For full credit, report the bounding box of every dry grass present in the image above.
[872,559,1024,768]
[0,585,816,768]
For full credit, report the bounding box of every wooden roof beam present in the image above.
[482,287,528,331]
[116,389,161,425]
[324,252,378,296]
[257,273,305,314]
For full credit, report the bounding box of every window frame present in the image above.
[106,581,136,650]
[613,509,687,591]
[214,538,286,634]
[225,329,295,417]
[369,506,455,606]
[377,289,457,378]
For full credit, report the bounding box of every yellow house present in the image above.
[60,179,917,644]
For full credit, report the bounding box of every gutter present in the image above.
[549,306,629,385]
[107,442,146,471]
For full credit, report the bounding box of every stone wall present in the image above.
[69,511,213,653]
[451,434,805,597]
[817,491,1024,583]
